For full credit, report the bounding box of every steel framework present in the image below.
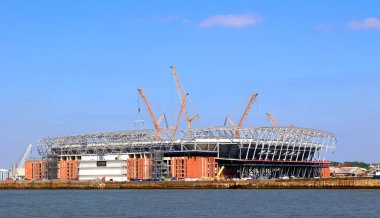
[38,126,336,163]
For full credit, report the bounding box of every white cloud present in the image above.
[200,13,261,28]
[348,17,380,30]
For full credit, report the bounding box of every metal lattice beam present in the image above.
[38,126,336,162]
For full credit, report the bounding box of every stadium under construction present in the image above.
[25,66,337,181]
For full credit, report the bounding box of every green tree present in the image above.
[331,161,370,169]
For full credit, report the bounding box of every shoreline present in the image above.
[1,177,380,190]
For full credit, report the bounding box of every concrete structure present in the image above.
[35,126,336,181]
[0,169,10,181]
[330,167,367,177]
[2,178,380,190]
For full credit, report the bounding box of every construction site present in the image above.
[23,66,336,181]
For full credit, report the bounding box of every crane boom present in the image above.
[170,66,185,101]
[137,88,160,130]
[157,113,168,128]
[170,66,198,129]
[266,113,278,127]
[216,166,225,178]
[224,92,258,137]
[237,93,258,128]
[173,93,188,139]
[224,116,236,127]
[19,144,33,168]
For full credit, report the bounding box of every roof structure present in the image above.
[38,126,336,162]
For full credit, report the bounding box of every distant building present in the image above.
[0,169,10,181]
[330,167,367,177]
[370,163,380,179]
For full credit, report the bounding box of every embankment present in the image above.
[1,178,379,190]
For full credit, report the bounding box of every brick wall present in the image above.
[171,157,218,179]
[25,161,46,180]
[59,160,78,180]
[127,158,151,179]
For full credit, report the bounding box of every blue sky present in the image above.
[1,1,380,167]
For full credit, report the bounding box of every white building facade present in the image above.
[78,154,128,182]
[0,169,10,181]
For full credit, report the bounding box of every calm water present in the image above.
[1,189,380,217]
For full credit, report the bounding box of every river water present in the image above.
[1,189,379,217]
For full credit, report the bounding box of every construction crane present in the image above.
[266,113,278,127]
[11,144,33,180]
[137,88,167,139]
[224,92,258,136]
[172,93,188,140]
[19,144,33,169]
[170,66,199,130]
[267,113,285,140]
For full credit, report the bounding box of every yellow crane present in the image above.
[137,88,167,139]
[217,166,225,177]
[170,66,199,130]
[225,92,258,136]
[266,113,278,127]
[215,166,225,180]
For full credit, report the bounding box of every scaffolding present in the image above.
[150,150,169,179]
[46,155,59,180]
